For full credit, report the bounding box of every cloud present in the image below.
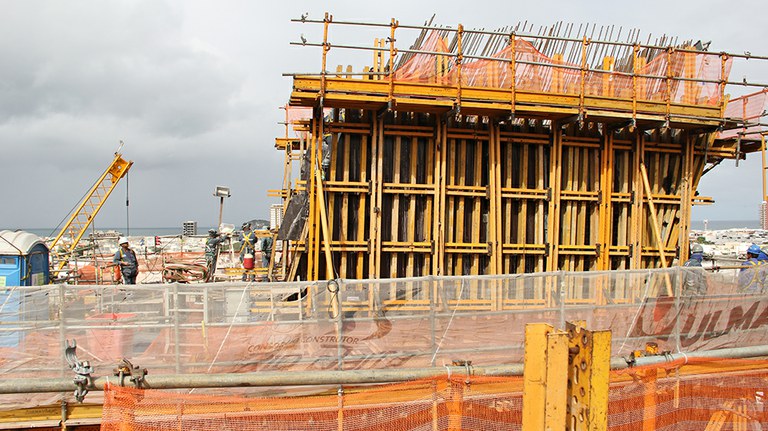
[0,1,250,139]
[1,0,767,231]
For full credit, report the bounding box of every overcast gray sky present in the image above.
[1,0,766,232]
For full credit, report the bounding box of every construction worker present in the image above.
[759,247,768,262]
[239,222,258,281]
[682,243,707,296]
[204,229,226,282]
[321,133,332,180]
[113,237,138,285]
[739,244,764,293]
[260,232,274,269]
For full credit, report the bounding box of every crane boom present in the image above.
[50,152,133,272]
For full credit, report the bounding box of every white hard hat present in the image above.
[118,237,129,245]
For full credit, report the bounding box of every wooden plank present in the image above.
[535,144,545,272]
[629,132,644,269]
[435,119,447,276]
[455,138,467,275]
[546,126,563,273]
[472,138,483,275]
[391,136,402,278]
[424,132,434,275]
[520,143,530,267]
[357,132,368,279]
[407,136,418,278]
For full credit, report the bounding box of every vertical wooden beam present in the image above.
[307,112,319,280]
[472,137,483,275]
[598,130,614,270]
[407,136,418,277]
[536,144,546,272]
[519,142,530,269]
[424,132,434,274]
[490,120,503,275]
[629,132,644,269]
[547,125,563,272]
[678,132,694,264]
[434,117,447,276]
[455,138,467,274]
[357,132,368,279]
[328,132,339,275]
[391,136,402,278]
[370,115,385,279]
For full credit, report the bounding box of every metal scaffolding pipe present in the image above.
[291,15,768,60]
[289,40,768,89]
[2,344,767,395]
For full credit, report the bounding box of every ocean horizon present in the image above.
[4,219,762,238]
[8,227,217,238]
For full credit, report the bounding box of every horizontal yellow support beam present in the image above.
[291,76,724,127]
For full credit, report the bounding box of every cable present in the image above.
[327,278,340,319]
[125,171,130,236]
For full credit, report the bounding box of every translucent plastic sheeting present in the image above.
[0,266,767,410]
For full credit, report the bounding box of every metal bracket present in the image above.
[64,340,93,403]
[451,359,473,384]
[113,358,148,389]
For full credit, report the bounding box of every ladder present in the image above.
[50,152,133,272]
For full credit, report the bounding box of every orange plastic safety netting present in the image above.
[390,30,732,107]
[101,358,768,431]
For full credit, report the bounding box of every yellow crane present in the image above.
[49,150,133,274]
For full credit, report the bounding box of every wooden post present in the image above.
[547,125,563,272]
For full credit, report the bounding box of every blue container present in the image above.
[0,230,49,287]
[0,231,50,347]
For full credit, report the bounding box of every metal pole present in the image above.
[4,344,768,395]
[217,196,224,230]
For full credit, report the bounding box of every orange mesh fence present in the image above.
[102,359,768,431]
[389,30,732,108]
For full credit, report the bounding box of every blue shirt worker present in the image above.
[113,237,139,285]
[739,244,764,293]
[682,243,706,296]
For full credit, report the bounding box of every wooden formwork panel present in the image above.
[292,109,709,282]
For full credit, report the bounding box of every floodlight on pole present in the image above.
[214,186,230,230]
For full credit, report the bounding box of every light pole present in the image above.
[213,186,230,230]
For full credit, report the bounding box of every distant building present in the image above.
[183,221,198,236]
[761,202,768,230]
[270,204,283,230]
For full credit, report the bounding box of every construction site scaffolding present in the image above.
[274,15,768,282]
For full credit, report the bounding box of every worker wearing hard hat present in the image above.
[738,244,764,293]
[682,243,706,296]
[113,237,139,285]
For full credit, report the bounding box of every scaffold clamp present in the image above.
[64,339,93,403]
[113,358,148,389]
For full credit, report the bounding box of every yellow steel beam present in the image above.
[522,323,569,431]
[290,77,724,123]
[50,152,133,273]
[566,321,611,431]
